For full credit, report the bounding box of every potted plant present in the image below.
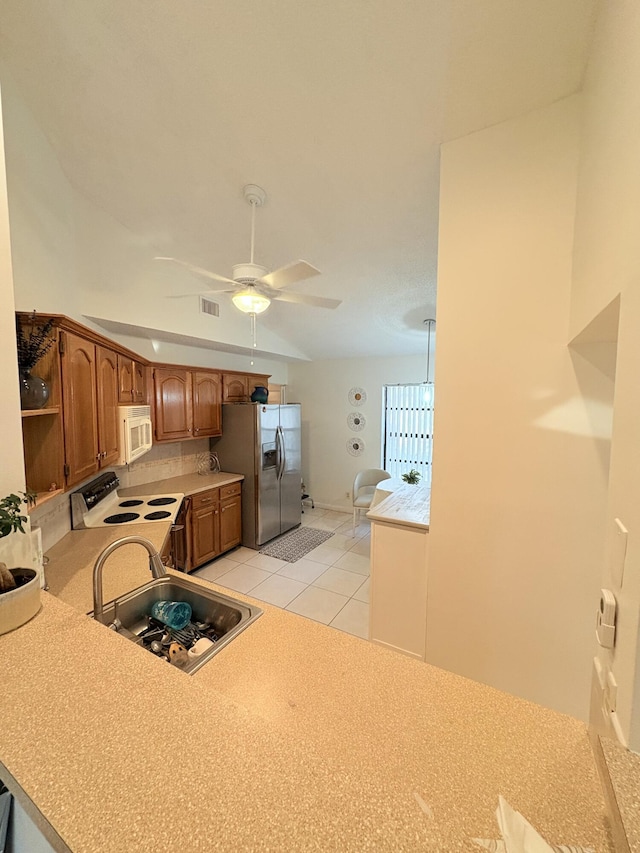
[0,491,41,635]
[401,469,422,485]
[15,313,55,410]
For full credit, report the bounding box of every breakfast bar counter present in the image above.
[0,502,617,852]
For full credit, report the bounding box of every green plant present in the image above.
[0,492,36,539]
[401,469,421,485]
[15,314,55,372]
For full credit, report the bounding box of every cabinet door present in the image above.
[193,371,221,437]
[247,375,270,398]
[220,488,242,553]
[191,490,220,567]
[61,332,99,487]
[117,355,135,403]
[133,360,148,403]
[154,367,193,441]
[96,346,120,467]
[119,357,149,404]
[222,374,249,402]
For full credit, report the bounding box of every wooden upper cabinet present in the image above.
[96,346,120,467]
[154,367,193,441]
[222,374,248,402]
[222,372,270,402]
[61,332,100,487]
[154,368,222,442]
[193,371,222,437]
[118,355,148,404]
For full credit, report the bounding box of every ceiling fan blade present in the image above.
[274,291,341,309]
[259,260,321,290]
[155,257,237,287]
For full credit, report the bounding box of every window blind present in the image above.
[382,383,434,486]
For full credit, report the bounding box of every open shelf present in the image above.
[21,407,61,418]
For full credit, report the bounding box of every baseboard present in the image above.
[313,502,352,514]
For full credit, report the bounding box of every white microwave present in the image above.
[118,405,153,465]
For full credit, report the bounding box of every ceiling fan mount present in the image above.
[242,183,266,208]
[156,183,341,313]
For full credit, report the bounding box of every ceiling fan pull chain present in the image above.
[250,310,257,348]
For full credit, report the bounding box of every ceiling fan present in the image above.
[156,184,341,315]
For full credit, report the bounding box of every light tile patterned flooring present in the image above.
[194,507,371,639]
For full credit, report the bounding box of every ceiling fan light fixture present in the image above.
[232,288,271,314]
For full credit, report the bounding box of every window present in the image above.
[382,383,434,486]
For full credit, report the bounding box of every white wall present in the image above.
[0,88,25,497]
[569,0,640,750]
[0,84,32,570]
[428,96,609,722]
[288,355,426,510]
[0,72,305,366]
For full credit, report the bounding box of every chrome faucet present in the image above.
[92,535,166,624]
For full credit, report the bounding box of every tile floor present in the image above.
[194,506,371,639]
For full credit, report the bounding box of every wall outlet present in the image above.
[345,491,350,499]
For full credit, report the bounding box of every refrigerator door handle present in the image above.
[276,425,286,481]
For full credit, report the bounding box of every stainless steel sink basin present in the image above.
[95,575,262,674]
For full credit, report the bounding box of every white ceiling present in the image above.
[0,0,597,360]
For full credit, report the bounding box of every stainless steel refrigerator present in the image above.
[212,403,302,549]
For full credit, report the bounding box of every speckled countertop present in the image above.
[0,473,616,852]
[599,736,640,851]
[367,483,431,530]
[119,470,244,500]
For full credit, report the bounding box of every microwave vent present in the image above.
[123,405,151,418]
[200,297,220,317]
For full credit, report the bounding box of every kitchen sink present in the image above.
[94,575,262,674]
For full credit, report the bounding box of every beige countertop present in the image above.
[119,470,244,499]
[598,735,640,852]
[367,483,431,530]
[0,480,616,852]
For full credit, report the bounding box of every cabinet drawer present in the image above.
[191,488,219,509]
[220,482,241,500]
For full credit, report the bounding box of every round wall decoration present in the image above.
[348,387,367,406]
[346,437,365,456]
[347,412,366,431]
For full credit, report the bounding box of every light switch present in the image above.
[610,518,628,587]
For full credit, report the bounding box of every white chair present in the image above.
[352,468,391,535]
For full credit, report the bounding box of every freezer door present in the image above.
[278,404,302,535]
[256,404,281,545]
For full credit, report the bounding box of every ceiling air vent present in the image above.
[200,297,220,317]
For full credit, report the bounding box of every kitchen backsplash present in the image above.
[31,438,210,553]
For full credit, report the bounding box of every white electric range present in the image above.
[70,472,184,529]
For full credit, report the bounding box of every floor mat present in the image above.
[259,527,335,562]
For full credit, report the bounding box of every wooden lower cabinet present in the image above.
[220,484,242,553]
[191,489,221,567]
[183,482,243,572]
